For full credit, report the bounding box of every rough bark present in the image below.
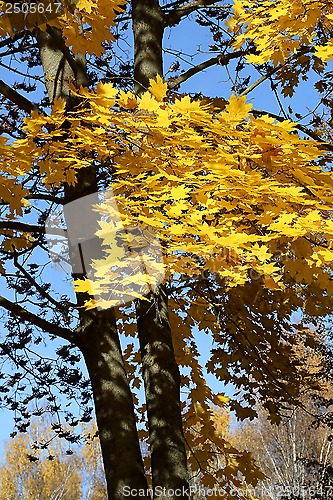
[35,27,149,499]
[132,0,165,93]
[77,309,150,500]
[131,2,189,497]
[136,287,189,499]
[36,29,73,103]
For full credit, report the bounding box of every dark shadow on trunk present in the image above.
[77,308,150,500]
[131,1,189,497]
[136,287,189,499]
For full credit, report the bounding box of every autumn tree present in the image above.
[0,418,107,499]
[231,397,333,500]
[0,1,333,499]
[228,334,333,499]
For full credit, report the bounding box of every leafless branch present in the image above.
[0,194,66,206]
[13,253,76,311]
[27,194,66,204]
[0,30,28,50]
[0,78,42,115]
[0,43,37,58]
[0,295,74,342]
[0,221,66,236]
[168,50,249,89]
[164,0,222,26]
[0,221,43,233]
[239,67,283,98]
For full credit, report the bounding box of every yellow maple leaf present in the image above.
[167,201,189,217]
[174,95,201,113]
[84,298,98,310]
[315,42,333,63]
[170,185,191,200]
[118,90,137,109]
[232,0,245,17]
[76,0,93,13]
[148,74,167,102]
[169,224,185,235]
[72,278,95,296]
[251,243,273,261]
[96,82,118,99]
[51,97,66,114]
[200,222,217,239]
[217,394,230,404]
[316,248,333,263]
[194,402,205,415]
[156,108,170,127]
[224,94,252,123]
[138,92,160,112]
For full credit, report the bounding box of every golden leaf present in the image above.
[148,74,167,101]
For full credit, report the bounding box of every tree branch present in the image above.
[0,221,66,236]
[0,43,37,59]
[27,193,66,204]
[0,30,28,50]
[168,49,249,89]
[0,194,66,206]
[165,0,221,26]
[13,253,77,311]
[0,221,43,233]
[239,47,315,98]
[0,220,67,236]
[0,295,74,342]
[0,78,43,115]
[239,67,283,98]
[251,109,333,152]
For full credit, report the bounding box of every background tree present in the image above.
[230,342,333,499]
[0,1,332,499]
[232,398,333,500]
[0,418,107,499]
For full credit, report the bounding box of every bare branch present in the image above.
[0,195,66,206]
[13,253,77,311]
[0,43,37,58]
[0,221,66,237]
[0,221,43,233]
[165,0,222,26]
[0,30,28,50]
[0,78,43,115]
[0,295,74,342]
[27,194,66,204]
[168,50,248,90]
[239,67,282,98]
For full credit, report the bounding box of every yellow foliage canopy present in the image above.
[228,0,333,65]
[0,0,125,56]
[1,77,332,309]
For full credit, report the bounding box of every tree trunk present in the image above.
[132,0,165,93]
[136,287,189,499]
[36,27,150,499]
[132,1,189,497]
[77,309,150,500]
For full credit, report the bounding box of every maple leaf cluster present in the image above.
[228,0,333,65]
[1,76,332,310]
[0,0,125,56]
